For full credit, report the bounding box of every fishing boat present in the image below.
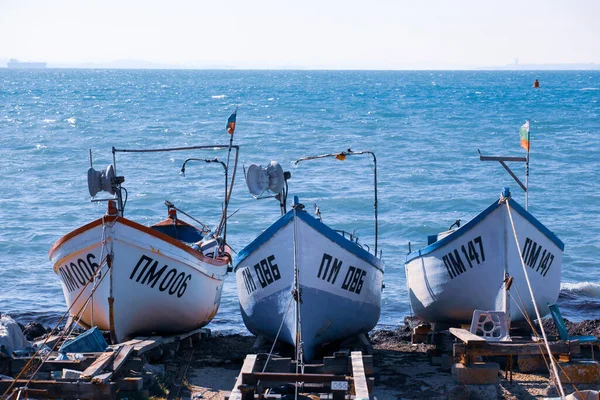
[405,121,564,325]
[235,150,385,361]
[405,187,563,324]
[49,116,239,343]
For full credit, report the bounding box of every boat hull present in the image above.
[235,209,384,361]
[405,197,563,324]
[50,216,228,342]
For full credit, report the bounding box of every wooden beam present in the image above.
[0,379,116,399]
[11,357,96,374]
[166,348,194,400]
[81,351,116,379]
[110,344,134,375]
[229,354,257,400]
[449,328,487,345]
[350,351,370,400]
[242,372,348,385]
[453,340,581,358]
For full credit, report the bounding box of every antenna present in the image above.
[245,161,286,197]
[87,165,117,197]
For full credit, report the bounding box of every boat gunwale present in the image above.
[235,209,384,273]
[49,215,232,272]
[405,196,565,264]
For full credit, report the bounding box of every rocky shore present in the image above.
[4,315,600,399]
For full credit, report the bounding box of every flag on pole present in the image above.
[226,109,237,135]
[519,120,530,152]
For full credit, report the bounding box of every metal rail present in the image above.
[294,149,379,256]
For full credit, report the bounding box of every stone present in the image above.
[22,322,47,341]
[551,360,600,384]
[518,354,549,373]
[452,362,500,385]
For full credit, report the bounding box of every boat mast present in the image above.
[294,149,379,255]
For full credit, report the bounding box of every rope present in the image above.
[506,287,583,399]
[2,254,110,397]
[261,295,295,373]
[505,201,565,398]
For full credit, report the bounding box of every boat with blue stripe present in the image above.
[406,135,564,326]
[235,150,385,361]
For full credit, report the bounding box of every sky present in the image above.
[1,0,599,69]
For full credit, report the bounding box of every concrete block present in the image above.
[518,354,548,373]
[545,389,599,400]
[452,362,499,385]
[62,368,83,379]
[412,324,432,344]
[551,361,600,384]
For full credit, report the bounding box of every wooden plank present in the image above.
[132,336,163,355]
[453,339,580,358]
[229,354,257,400]
[449,328,487,345]
[242,372,348,385]
[116,376,144,391]
[0,379,116,399]
[91,371,113,383]
[110,344,134,375]
[350,351,370,400]
[167,348,194,400]
[11,357,97,374]
[258,357,291,373]
[81,351,116,378]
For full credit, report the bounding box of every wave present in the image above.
[580,88,600,91]
[561,282,600,298]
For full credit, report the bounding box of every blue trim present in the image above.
[235,209,384,273]
[406,195,565,263]
[508,198,564,251]
[235,211,294,268]
[295,211,385,272]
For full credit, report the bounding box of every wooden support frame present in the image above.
[227,351,373,400]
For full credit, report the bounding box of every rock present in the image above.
[22,322,47,341]
[0,315,30,354]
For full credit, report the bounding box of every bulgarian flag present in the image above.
[519,120,530,152]
[226,108,237,135]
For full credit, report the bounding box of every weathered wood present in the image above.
[81,351,116,378]
[91,371,113,383]
[258,357,291,373]
[242,372,348,385]
[350,351,370,400]
[0,379,116,399]
[166,348,194,400]
[132,336,163,356]
[116,376,144,391]
[111,344,134,375]
[230,354,257,400]
[449,328,487,345]
[11,357,96,374]
[453,339,581,358]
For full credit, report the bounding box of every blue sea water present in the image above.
[1,69,599,332]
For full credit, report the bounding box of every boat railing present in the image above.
[334,229,369,252]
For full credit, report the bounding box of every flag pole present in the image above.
[216,108,237,243]
[525,121,530,210]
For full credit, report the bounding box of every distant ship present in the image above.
[7,59,47,69]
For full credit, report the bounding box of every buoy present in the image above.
[533,79,540,88]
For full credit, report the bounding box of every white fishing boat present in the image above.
[235,150,385,361]
[405,187,563,324]
[405,122,564,325]
[49,116,240,342]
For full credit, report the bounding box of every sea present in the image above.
[1,69,599,333]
